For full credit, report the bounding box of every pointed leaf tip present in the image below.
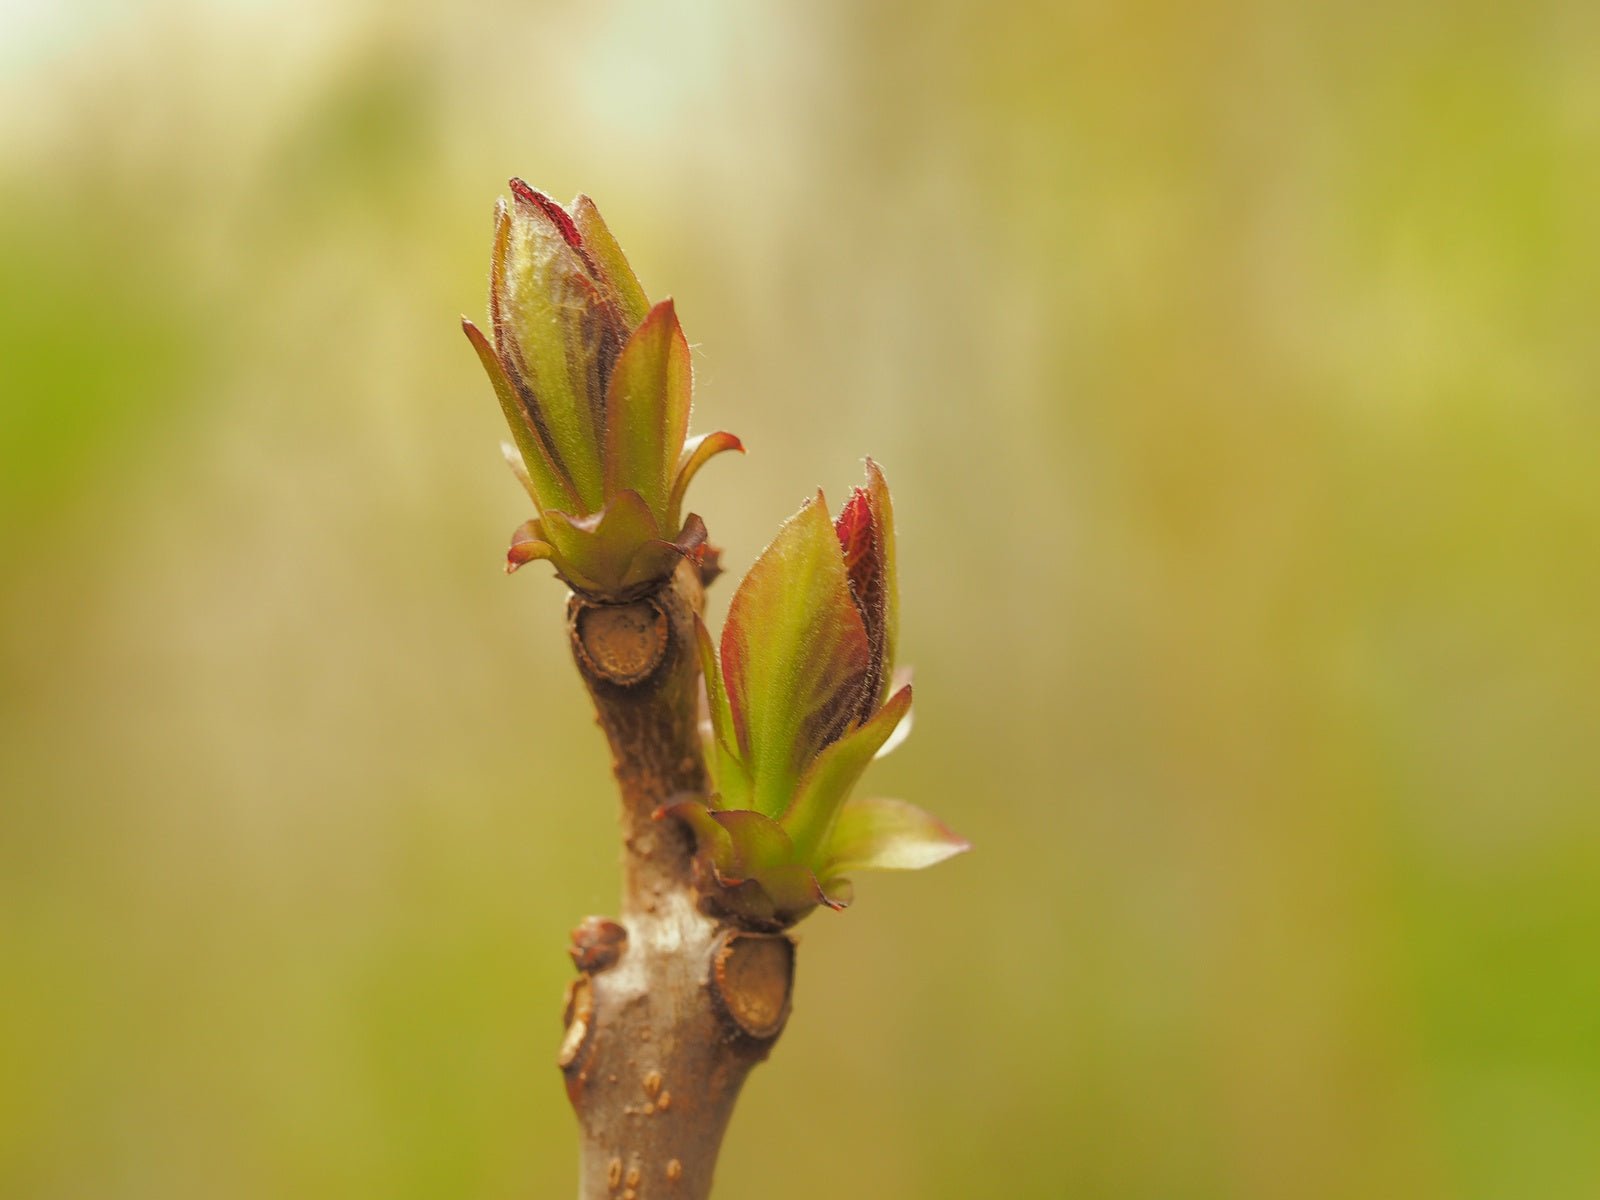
[572,194,650,329]
[604,298,691,522]
[508,178,582,247]
[669,431,744,528]
[835,460,897,713]
[721,493,872,815]
[821,795,969,876]
[506,519,555,574]
[781,684,912,862]
[873,690,913,759]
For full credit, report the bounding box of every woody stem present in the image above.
[559,562,794,1200]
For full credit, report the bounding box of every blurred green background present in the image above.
[3,1,1598,1196]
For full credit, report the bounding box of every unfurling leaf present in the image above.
[463,180,740,598]
[720,494,871,817]
[667,464,966,929]
[820,796,970,875]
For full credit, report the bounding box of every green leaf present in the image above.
[721,493,872,818]
[493,193,608,509]
[572,195,651,330]
[781,685,912,863]
[603,299,691,524]
[819,795,970,876]
[462,317,580,512]
[696,618,751,809]
[669,431,744,530]
[708,810,794,877]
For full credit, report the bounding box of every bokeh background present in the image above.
[4,1,1598,1196]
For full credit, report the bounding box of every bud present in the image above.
[662,461,968,928]
[462,179,742,597]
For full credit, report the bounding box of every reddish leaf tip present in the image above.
[835,484,888,713]
[507,178,583,248]
[835,487,874,561]
[637,296,685,338]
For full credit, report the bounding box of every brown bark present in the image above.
[560,561,794,1200]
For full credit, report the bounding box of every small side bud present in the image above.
[569,916,628,974]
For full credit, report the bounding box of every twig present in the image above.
[560,562,793,1199]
